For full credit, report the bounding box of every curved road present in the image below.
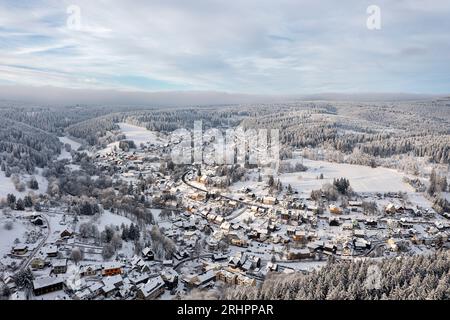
[18,213,51,273]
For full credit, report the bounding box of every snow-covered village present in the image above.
[1,0,450,304]
[1,100,449,301]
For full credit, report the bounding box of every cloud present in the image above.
[0,0,449,94]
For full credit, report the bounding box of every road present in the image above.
[18,213,51,272]
[173,254,213,270]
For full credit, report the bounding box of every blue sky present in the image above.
[0,0,449,94]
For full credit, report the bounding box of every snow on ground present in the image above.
[0,217,28,258]
[443,192,450,202]
[0,172,20,200]
[99,122,166,155]
[0,170,48,200]
[58,136,81,160]
[119,122,166,146]
[279,159,413,195]
[95,211,134,230]
[406,193,434,210]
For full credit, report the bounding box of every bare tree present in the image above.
[70,247,83,265]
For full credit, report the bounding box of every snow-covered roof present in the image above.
[33,276,64,290]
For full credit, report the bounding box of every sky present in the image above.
[0,0,449,96]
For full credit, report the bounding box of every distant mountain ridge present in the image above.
[0,85,445,107]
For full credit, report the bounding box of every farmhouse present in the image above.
[80,264,101,277]
[31,258,45,270]
[46,245,58,257]
[216,270,237,285]
[102,262,123,276]
[52,259,68,274]
[263,196,276,205]
[142,247,155,261]
[329,204,342,214]
[136,276,165,300]
[32,276,65,296]
[287,248,312,260]
[60,229,74,239]
[12,245,28,255]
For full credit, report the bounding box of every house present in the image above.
[142,247,154,261]
[102,283,118,298]
[349,201,363,207]
[266,262,278,272]
[235,274,257,286]
[353,230,366,238]
[129,273,150,286]
[52,259,68,274]
[216,270,237,285]
[60,229,74,239]
[136,276,165,300]
[74,288,91,300]
[102,262,123,277]
[307,240,324,252]
[31,217,44,226]
[324,243,337,254]
[228,256,241,269]
[88,282,103,297]
[212,253,228,262]
[399,221,414,229]
[206,238,219,251]
[220,221,231,231]
[286,226,296,236]
[191,270,216,288]
[329,204,342,214]
[354,239,371,250]
[31,258,46,270]
[163,260,174,267]
[287,248,312,260]
[214,215,224,224]
[161,269,179,290]
[80,264,101,277]
[12,245,28,255]
[342,222,353,231]
[280,211,291,221]
[365,219,378,227]
[228,200,238,208]
[241,260,253,271]
[102,274,123,288]
[46,245,58,257]
[385,203,397,214]
[293,230,307,243]
[263,197,276,205]
[32,276,65,296]
[230,238,248,247]
[329,217,340,226]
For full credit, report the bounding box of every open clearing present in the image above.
[99,122,166,155]
[279,159,413,194]
[119,122,166,146]
[58,136,82,160]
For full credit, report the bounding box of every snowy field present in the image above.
[100,122,167,154]
[119,122,166,146]
[279,159,413,194]
[0,218,28,258]
[95,211,134,230]
[0,170,48,200]
[58,136,81,160]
